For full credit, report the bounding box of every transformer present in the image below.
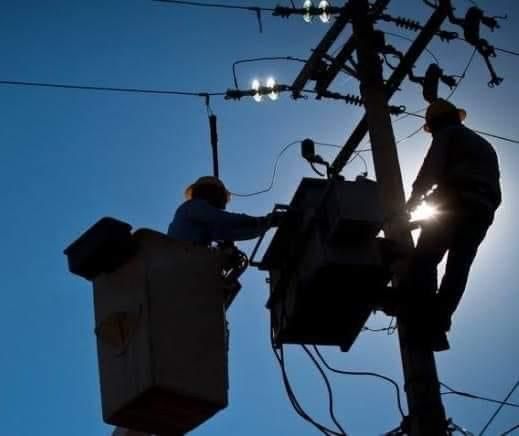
[258,178,388,351]
[65,219,233,436]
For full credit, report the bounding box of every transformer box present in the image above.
[259,178,388,351]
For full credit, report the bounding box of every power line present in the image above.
[384,31,440,64]
[395,112,519,145]
[152,0,275,12]
[440,382,519,409]
[312,346,406,418]
[301,345,348,436]
[500,423,519,436]
[495,46,519,57]
[232,56,307,88]
[479,380,519,436]
[472,129,519,145]
[0,79,226,97]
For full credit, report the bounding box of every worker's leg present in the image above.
[402,219,456,351]
[405,219,453,298]
[436,213,492,324]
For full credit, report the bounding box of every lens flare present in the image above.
[410,201,438,222]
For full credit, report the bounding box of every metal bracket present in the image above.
[249,204,290,268]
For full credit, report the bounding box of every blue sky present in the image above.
[0,0,518,435]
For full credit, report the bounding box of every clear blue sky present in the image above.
[0,1,518,435]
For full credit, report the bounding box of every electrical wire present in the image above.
[479,380,519,436]
[271,337,344,436]
[0,79,226,97]
[152,0,275,12]
[312,345,406,418]
[231,140,371,198]
[440,382,519,408]
[384,31,440,64]
[230,140,300,197]
[396,125,424,145]
[500,423,519,436]
[301,345,348,436]
[363,326,394,333]
[232,56,307,88]
[472,130,519,145]
[494,46,519,57]
[446,48,477,100]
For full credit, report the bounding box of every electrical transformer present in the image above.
[65,218,231,436]
[259,177,388,351]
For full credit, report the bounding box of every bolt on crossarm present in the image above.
[349,0,448,434]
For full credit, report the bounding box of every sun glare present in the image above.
[411,201,438,222]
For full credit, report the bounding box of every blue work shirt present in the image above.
[168,199,269,245]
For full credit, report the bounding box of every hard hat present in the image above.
[184,176,231,203]
[424,99,467,133]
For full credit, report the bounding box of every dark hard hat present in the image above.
[424,99,467,133]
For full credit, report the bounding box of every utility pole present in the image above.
[350,0,447,434]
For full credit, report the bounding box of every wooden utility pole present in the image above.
[350,0,447,434]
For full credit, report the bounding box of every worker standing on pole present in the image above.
[405,99,501,350]
[168,176,282,245]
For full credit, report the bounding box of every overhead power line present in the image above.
[0,79,225,97]
[500,423,519,436]
[440,382,519,409]
[152,0,275,12]
[2,78,518,146]
[479,380,519,436]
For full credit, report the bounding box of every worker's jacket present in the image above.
[168,199,270,245]
[412,124,501,215]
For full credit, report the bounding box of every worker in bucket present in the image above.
[404,99,501,350]
[168,176,283,245]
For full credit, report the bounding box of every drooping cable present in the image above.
[229,140,300,198]
[479,380,519,436]
[230,140,372,198]
[270,334,344,436]
[301,345,348,436]
[312,346,406,418]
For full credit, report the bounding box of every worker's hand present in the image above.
[405,194,422,215]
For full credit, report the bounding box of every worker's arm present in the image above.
[187,200,272,241]
[408,128,451,207]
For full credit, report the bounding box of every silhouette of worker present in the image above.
[405,99,501,350]
[168,176,281,245]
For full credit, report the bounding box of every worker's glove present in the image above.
[405,194,422,215]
